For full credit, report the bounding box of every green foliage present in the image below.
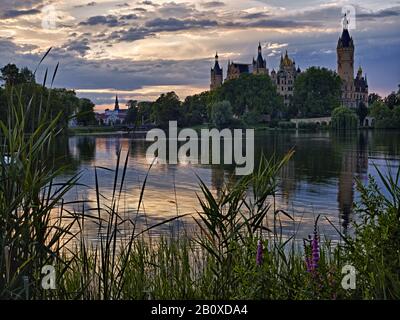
[385,92,400,110]
[292,67,342,117]
[368,93,382,105]
[1,64,35,86]
[125,100,138,125]
[370,100,400,129]
[137,101,153,125]
[331,106,358,131]
[211,74,284,119]
[344,165,400,299]
[0,64,80,299]
[77,98,96,126]
[210,100,234,128]
[182,92,209,126]
[0,63,95,131]
[151,92,182,127]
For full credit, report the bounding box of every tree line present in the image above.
[0,63,96,131]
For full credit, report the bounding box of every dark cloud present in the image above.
[133,7,147,12]
[139,0,159,7]
[358,6,400,19]
[241,12,270,20]
[245,19,320,29]
[74,2,97,8]
[145,17,218,32]
[117,3,130,8]
[109,27,154,42]
[0,0,44,10]
[79,15,120,27]
[79,13,139,27]
[1,8,40,18]
[200,1,226,8]
[65,38,91,56]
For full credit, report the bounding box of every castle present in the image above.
[210,14,368,109]
[211,43,300,106]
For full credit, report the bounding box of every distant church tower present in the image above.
[337,14,356,108]
[114,94,120,111]
[210,52,223,90]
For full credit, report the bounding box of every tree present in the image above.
[125,100,138,125]
[151,92,182,127]
[19,67,35,84]
[292,67,342,118]
[182,92,209,126]
[385,92,399,110]
[356,101,368,126]
[211,74,284,119]
[137,101,153,125]
[331,107,358,131]
[211,100,233,128]
[368,93,382,105]
[370,100,392,120]
[77,98,96,126]
[368,100,399,129]
[1,64,22,86]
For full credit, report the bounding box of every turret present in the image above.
[210,52,223,90]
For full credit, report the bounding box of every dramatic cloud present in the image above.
[0,0,399,108]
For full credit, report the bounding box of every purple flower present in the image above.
[256,240,263,266]
[311,230,320,270]
[305,216,320,274]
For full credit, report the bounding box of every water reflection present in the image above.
[55,130,400,240]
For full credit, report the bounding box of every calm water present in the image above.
[54,130,400,241]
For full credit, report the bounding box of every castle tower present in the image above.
[272,50,298,106]
[210,52,223,90]
[337,14,356,108]
[252,42,268,75]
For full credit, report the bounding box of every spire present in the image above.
[342,13,349,30]
[338,13,353,48]
[212,52,222,75]
[115,94,120,111]
[255,42,266,69]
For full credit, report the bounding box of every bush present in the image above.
[331,107,358,131]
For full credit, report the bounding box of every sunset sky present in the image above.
[1,0,399,111]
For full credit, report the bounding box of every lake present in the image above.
[54,130,400,241]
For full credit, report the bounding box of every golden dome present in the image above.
[282,51,293,66]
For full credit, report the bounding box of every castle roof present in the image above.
[281,50,294,67]
[338,28,353,48]
[212,52,223,75]
[230,63,250,73]
[254,42,266,69]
